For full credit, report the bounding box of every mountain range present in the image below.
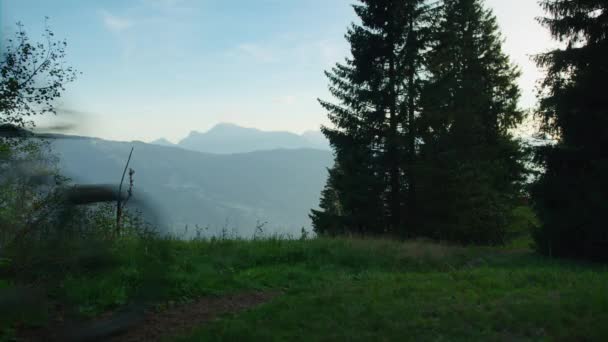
[49,128,333,238]
[150,123,330,154]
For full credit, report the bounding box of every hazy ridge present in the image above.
[50,133,333,237]
[151,123,330,154]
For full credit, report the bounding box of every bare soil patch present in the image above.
[113,291,280,342]
[18,291,279,342]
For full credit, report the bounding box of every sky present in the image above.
[1,0,554,143]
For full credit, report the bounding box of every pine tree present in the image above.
[311,0,432,236]
[417,0,525,244]
[311,161,377,236]
[531,0,608,259]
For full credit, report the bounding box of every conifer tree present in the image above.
[417,0,525,244]
[531,0,608,259]
[311,0,432,236]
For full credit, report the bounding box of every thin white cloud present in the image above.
[141,0,184,8]
[317,39,347,67]
[273,95,298,105]
[139,0,194,14]
[99,10,134,33]
[237,43,278,63]
[234,37,348,66]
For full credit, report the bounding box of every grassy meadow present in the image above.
[2,236,607,341]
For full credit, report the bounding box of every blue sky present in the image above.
[1,0,553,142]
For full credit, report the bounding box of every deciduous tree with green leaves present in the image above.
[1,21,77,129]
[0,21,77,249]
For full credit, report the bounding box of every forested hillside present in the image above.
[50,135,332,236]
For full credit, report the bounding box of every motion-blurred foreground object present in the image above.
[0,22,170,340]
[0,123,79,139]
[0,123,33,138]
[0,132,170,341]
[0,124,164,229]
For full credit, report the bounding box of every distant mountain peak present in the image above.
[205,123,261,136]
[301,130,330,149]
[150,138,175,146]
[301,130,325,139]
[210,122,250,130]
[177,123,330,154]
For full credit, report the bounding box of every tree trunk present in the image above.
[388,23,401,235]
[406,15,417,235]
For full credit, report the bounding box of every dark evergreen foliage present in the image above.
[313,0,526,244]
[531,0,608,260]
[311,0,433,236]
[417,0,525,244]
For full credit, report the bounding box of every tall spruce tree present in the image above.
[531,1,608,259]
[311,0,431,236]
[417,0,525,244]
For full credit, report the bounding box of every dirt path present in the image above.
[18,291,280,342]
[112,291,279,342]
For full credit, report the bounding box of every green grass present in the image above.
[174,238,608,342]
[4,237,608,341]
